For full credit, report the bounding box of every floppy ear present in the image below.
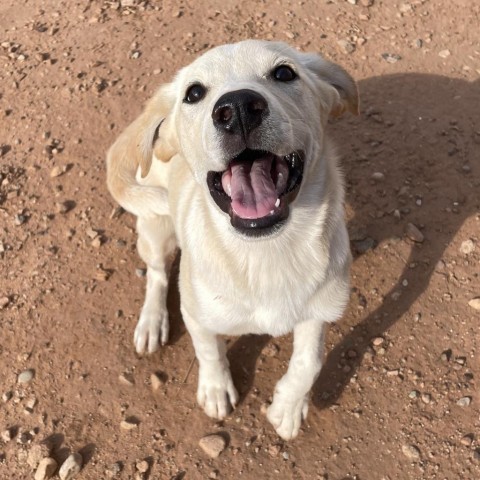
[137,83,178,177]
[301,53,359,117]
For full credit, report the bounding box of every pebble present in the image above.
[402,444,421,460]
[2,391,12,402]
[1,429,12,442]
[136,460,149,473]
[456,396,471,407]
[371,171,385,181]
[150,372,166,391]
[50,165,67,178]
[381,53,402,63]
[460,239,475,254]
[337,39,356,54]
[59,453,82,480]
[35,457,58,480]
[360,0,374,5]
[372,336,384,346]
[18,369,35,383]
[199,434,226,458]
[135,268,147,278]
[55,201,72,214]
[460,434,473,446]
[353,237,376,254]
[408,390,419,399]
[105,462,122,478]
[268,444,281,457]
[118,373,135,386]
[421,393,431,404]
[120,418,139,430]
[468,298,480,310]
[28,444,51,468]
[438,49,451,58]
[262,343,280,357]
[405,223,424,243]
[0,297,9,309]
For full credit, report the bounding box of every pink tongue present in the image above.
[229,155,277,219]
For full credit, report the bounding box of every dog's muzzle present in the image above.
[207,148,304,237]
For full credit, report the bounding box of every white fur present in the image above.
[107,40,357,440]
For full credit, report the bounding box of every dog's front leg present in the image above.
[267,319,328,440]
[182,311,239,419]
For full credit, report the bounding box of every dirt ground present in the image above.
[1,0,479,479]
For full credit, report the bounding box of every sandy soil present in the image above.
[1,0,479,479]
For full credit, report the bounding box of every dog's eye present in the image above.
[273,65,297,82]
[184,83,207,104]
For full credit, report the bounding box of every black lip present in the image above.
[206,149,304,236]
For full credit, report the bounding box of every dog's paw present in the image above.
[133,308,169,354]
[197,364,239,420]
[266,392,309,440]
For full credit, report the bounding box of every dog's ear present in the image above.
[301,53,359,117]
[137,83,178,177]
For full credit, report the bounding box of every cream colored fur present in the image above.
[106,40,358,440]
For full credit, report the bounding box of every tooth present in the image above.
[275,198,280,207]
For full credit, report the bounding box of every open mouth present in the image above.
[207,148,304,236]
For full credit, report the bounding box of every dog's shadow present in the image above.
[168,73,479,409]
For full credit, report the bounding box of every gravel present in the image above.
[405,223,424,243]
[59,453,83,480]
[199,434,227,458]
[17,369,35,383]
[468,297,480,310]
[456,396,472,407]
[402,444,421,460]
[34,457,58,480]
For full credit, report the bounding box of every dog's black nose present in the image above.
[212,89,268,137]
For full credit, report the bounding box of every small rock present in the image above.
[456,396,472,407]
[382,53,402,63]
[402,444,421,460]
[440,349,452,362]
[268,444,281,457]
[105,462,122,478]
[119,373,135,386]
[262,343,280,357]
[135,268,146,278]
[260,402,269,415]
[55,201,72,214]
[460,239,475,254]
[18,369,35,383]
[421,393,431,404]
[91,236,102,249]
[353,237,376,254]
[50,165,67,178]
[150,372,166,391]
[359,0,374,5]
[136,460,149,473]
[35,457,58,480]
[1,429,12,442]
[2,391,13,402]
[408,390,419,399]
[468,298,480,310]
[399,3,412,13]
[28,444,51,468]
[473,449,480,461]
[371,171,385,181]
[461,434,474,446]
[120,418,139,430]
[337,39,356,54]
[405,223,424,243]
[438,49,451,59]
[0,297,10,309]
[199,434,226,458]
[59,453,82,480]
[372,336,384,346]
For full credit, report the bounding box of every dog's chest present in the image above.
[188,250,324,337]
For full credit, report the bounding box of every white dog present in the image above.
[106,40,358,440]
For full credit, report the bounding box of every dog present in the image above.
[106,40,358,440]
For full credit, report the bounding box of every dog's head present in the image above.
[146,40,358,236]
